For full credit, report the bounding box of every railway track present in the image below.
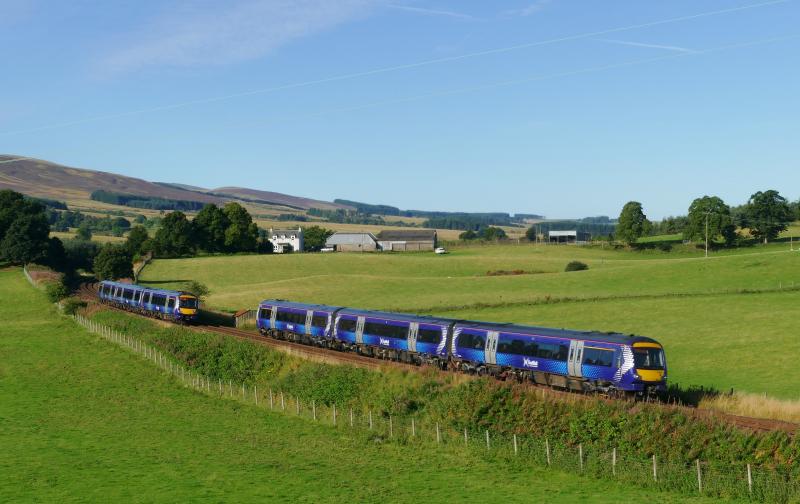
[76,282,798,435]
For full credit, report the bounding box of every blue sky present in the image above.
[1,0,798,219]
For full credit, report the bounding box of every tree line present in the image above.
[615,190,798,246]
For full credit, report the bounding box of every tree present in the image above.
[478,226,507,241]
[745,190,793,243]
[459,229,478,240]
[616,201,650,245]
[93,244,133,280]
[303,225,334,252]
[0,189,27,241]
[192,204,229,252]
[76,222,93,241]
[126,225,150,256]
[154,211,195,257]
[222,202,257,252]
[185,280,210,301]
[63,239,101,272]
[0,211,51,264]
[524,226,539,242]
[684,196,736,246]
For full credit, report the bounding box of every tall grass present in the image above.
[699,392,800,424]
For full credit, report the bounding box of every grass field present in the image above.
[0,270,728,503]
[140,242,800,399]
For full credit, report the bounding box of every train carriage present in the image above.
[255,298,666,395]
[98,280,199,323]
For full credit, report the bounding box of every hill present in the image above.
[0,155,345,212]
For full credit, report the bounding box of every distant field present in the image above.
[51,230,126,244]
[0,270,720,503]
[141,242,800,398]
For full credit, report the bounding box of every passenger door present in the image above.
[269,306,277,329]
[355,316,365,344]
[408,323,419,352]
[305,310,313,335]
[485,331,499,365]
[568,340,585,377]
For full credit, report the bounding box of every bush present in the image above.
[45,280,70,302]
[62,297,87,315]
[565,261,588,272]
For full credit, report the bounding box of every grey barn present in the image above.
[376,229,437,251]
[325,232,379,252]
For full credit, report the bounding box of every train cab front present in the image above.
[631,342,667,394]
[177,295,200,323]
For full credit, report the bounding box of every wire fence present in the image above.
[73,314,800,503]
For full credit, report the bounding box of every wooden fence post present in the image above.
[747,463,753,495]
[312,400,316,420]
[269,388,273,409]
[464,428,468,446]
[652,454,657,482]
[579,444,583,472]
[411,418,416,437]
[369,410,373,430]
[296,397,300,415]
[546,439,551,466]
[254,385,258,406]
[696,459,702,493]
[281,391,285,411]
[513,434,518,455]
[436,422,441,445]
[389,416,393,438]
[485,430,490,451]
[612,448,616,476]
[333,404,336,426]
[350,408,354,427]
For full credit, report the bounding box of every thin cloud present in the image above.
[388,4,475,20]
[101,0,379,73]
[594,38,697,53]
[503,0,553,18]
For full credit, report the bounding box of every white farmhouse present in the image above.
[269,227,303,253]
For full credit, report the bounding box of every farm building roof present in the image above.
[325,232,378,245]
[376,229,436,241]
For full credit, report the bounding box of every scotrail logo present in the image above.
[380,338,390,346]
[523,358,539,368]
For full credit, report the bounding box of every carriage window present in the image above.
[338,318,357,332]
[123,289,133,300]
[458,332,485,350]
[497,337,538,357]
[583,347,614,367]
[311,314,328,327]
[152,295,166,306]
[259,308,271,320]
[418,327,442,344]
[536,343,568,361]
[276,310,306,325]
[364,321,409,339]
[167,298,175,309]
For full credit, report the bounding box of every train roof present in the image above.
[455,320,659,346]
[259,299,343,313]
[100,280,194,298]
[337,308,457,327]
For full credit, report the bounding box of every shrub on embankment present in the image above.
[88,309,800,476]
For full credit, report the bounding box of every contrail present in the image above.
[593,38,697,53]
[0,0,790,137]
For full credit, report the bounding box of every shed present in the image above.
[548,230,591,244]
[325,232,379,252]
[376,229,437,251]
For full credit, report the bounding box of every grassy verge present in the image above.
[84,305,800,502]
[1,269,724,503]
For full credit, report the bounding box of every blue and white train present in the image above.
[256,300,667,395]
[98,280,200,323]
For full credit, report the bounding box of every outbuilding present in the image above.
[376,229,437,251]
[325,232,379,252]
[548,230,591,244]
